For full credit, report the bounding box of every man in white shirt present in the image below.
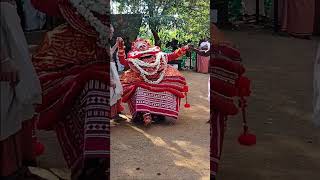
[0,0,43,179]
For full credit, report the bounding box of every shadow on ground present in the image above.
[217,30,320,180]
[110,72,210,180]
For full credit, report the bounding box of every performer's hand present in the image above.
[111,79,116,88]
[116,37,123,43]
[186,44,193,51]
[117,37,125,49]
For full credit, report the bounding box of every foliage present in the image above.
[112,0,209,45]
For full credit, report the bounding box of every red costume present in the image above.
[31,0,110,179]
[210,24,256,178]
[117,38,190,124]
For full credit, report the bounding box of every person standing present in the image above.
[110,25,123,119]
[278,0,315,39]
[195,40,210,73]
[0,0,42,179]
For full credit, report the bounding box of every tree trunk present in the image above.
[151,28,161,47]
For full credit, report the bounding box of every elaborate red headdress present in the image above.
[58,0,110,37]
[131,38,152,51]
[127,38,161,59]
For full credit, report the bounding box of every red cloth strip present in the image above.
[211,57,245,75]
[31,0,61,17]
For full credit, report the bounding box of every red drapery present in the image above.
[31,0,61,17]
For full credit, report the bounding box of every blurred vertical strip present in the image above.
[210,1,214,179]
[15,0,25,30]
[273,0,278,32]
[314,0,320,35]
[107,2,111,178]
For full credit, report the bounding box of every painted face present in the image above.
[128,38,161,61]
[137,42,149,51]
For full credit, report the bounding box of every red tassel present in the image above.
[183,85,189,92]
[238,132,256,146]
[32,138,45,156]
[33,141,45,156]
[238,97,256,146]
[184,92,191,108]
[31,120,45,156]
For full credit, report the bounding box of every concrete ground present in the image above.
[25,29,320,180]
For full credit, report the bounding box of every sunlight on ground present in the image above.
[128,125,209,178]
[128,125,183,154]
[172,140,210,178]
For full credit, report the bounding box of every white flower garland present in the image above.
[70,0,109,48]
[72,0,108,14]
[128,52,168,84]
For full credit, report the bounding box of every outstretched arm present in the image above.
[193,48,210,57]
[166,45,190,61]
[31,0,61,17]
[117,38,129,67]
[110,43,118,56]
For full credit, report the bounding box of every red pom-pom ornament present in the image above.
[184,92,191,108]
[238,132,256,146]
[33,139,45,156]
[238,98,256,146]
[183,85,189,92]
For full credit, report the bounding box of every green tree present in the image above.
[112,0,209,46]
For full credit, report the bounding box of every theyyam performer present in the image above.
[31,0,110,179]
[209,23,256,179]
[117,37,192,126]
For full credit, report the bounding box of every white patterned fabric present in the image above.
[110,61,123,106]
[128,87,180,118]
[55,80,110,174]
